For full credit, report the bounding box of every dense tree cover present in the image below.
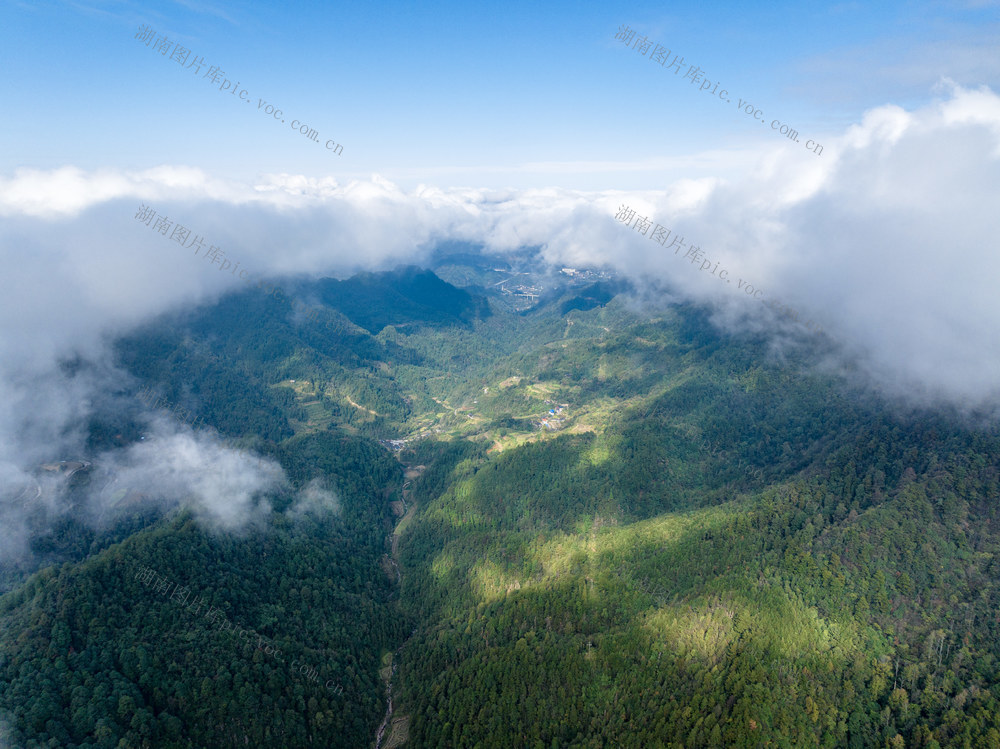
[388,290,1000,748]
[5,267,1000,747]
[395,422,1000,746]
[0,434,406,748]
[315,266,492,334]
[558,280,630,314]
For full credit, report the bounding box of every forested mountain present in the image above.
[314,266,492,334]
[0,433,406,748]
[2,266,999,748]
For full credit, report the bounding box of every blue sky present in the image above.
[3,0,998,189]
[2,0,1000,418]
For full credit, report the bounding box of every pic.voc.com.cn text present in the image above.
[133,203,333,330]
[131,563,344,695]
[613,204,824,335]
[614,25,823,156]
[133,24,343,156]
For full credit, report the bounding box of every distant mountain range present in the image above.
[2,263,999,749]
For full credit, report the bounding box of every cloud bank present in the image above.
[0,82,997,555]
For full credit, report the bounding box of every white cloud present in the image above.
[288,478,340,518]
[0,79,997,510]
[96,418,286,531]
